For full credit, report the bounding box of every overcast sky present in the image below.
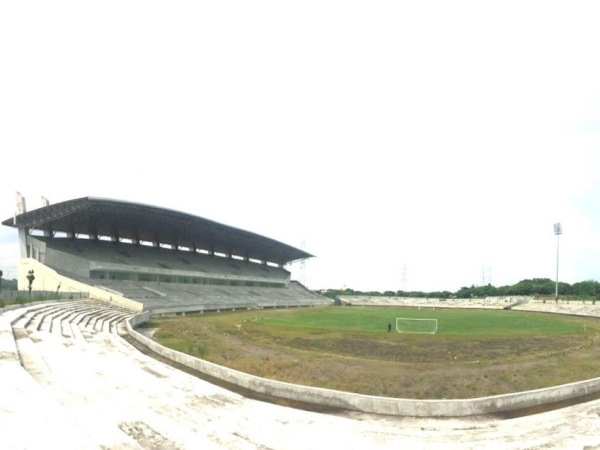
[1,1,600,292]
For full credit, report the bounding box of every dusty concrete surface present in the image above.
[2,301,600,449]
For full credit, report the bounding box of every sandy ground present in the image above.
[2,301,600,450]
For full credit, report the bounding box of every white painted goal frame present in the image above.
[395,318,438,334]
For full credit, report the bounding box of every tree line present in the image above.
[322,278,600,300]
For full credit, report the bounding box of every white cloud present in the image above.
[1,1,600,292]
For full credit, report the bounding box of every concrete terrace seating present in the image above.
[91,279,330,313]
[42,237,290,280]
[52,267,329,314]
[513,299,600,318]
[7,300,600,447]
[33,238,331,316]
[8,301,134,391]
[0,301,156,449]
[340,296,532,309]
[10,301,133,339]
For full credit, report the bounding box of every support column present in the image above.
[18,228,28,258]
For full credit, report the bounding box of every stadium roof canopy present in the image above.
[2,196,312,265]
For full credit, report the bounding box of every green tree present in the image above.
[571,280,599,297]
[428,290,452,299]
[508,278,556,296]
[456,285,475,298]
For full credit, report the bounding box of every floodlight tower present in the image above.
[554,223,563,298]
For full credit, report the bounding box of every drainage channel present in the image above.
[120,333,348,415]
[121,333,600,420]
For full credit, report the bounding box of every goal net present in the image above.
[395,318,438,334]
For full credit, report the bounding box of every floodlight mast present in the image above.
[554,223,563,298]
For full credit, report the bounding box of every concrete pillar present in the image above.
[18,228,28,258]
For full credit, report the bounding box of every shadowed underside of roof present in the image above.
[2,196,312,265]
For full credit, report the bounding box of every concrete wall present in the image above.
[126,312,600,417]
[18,259,144,312]
[45,245,90,278]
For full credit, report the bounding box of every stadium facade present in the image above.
[2,196,328,313]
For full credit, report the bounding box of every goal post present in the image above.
[395,318,438,334]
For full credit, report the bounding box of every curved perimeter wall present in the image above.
[127,312,600,417]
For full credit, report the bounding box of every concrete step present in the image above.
[12,323,53,386]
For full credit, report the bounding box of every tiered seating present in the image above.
[2,301,132,391]
[37,237,330,314]
[0,300,150,448]
[513,300,600,317]
[11,301,132,339]
[85,279,329,313]
[43,238,289,280]
[340,296,531,309]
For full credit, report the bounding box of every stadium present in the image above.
[3,195,600,449]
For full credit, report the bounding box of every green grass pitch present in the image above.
[255,306,592,337]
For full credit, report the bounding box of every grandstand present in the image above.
[2,196,329,313]
[7,198,600,448]
[339,295,534,309]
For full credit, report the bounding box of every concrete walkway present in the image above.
[2,301,600,449]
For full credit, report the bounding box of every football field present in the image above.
[252,305,593,336]
[153,306,600,399]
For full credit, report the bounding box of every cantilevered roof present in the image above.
[2,197,312,265]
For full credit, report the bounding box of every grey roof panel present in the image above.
[2,197,312,265]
